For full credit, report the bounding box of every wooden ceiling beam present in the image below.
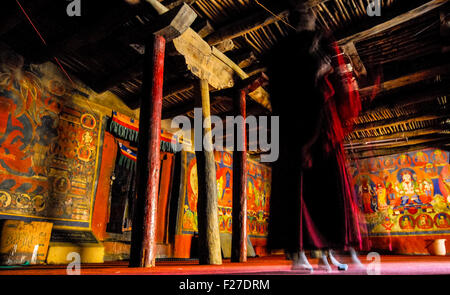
[77,1,272,113]
[192,18,215,38]
[358,64,450,98]
[214,39,235,53]
[346,138,449,159]
[162,0,200,10]
[228,50,258,69]
[95,30,272,112]
[213,99,271,120]
[244,65,267,77]
[91,61,143,93]
[204,9,289,46]
[360,81,450,111]
[338,0,448,45]
[210,47,271,111]
[345,127,443,145]
[352,113,449,133]
[346,136,446,150]
[163,80,195,97]
[348,84,450,129]
[162,100,196,119]
[162,95,231,119]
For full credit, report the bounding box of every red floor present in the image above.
[1,255,450,275]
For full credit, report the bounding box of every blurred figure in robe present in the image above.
[267,0,368,272]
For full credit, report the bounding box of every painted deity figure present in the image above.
[188,161,198,212]
[371,195,378,212]
[254,178,264,210]
[418,215,432,228]
[433,150,446,165]
[217,170,231,205]
[376,183,387,210]
[398,154,411,167]
[423,180,433,196]
[437,214,449,227]
[184,158,199,232]
[400,215,414,229]
[359,178,375,213]
[385,182,398,206]
[425,163,437,177]
[414,151,428,166]
[398,171,422,206]
[384,157,396,170]
[419,179,433,204]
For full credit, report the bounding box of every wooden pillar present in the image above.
[129,35,166,268]
[231,89,247,262]
[195,79,222,265]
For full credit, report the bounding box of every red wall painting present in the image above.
[0,50,102,229]
[350,148,450,244]
[181,151,271,239]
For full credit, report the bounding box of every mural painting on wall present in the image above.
[0,51,101,228]
[181,151,271,238]
[350,148,450,236]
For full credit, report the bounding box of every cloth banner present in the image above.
[110,111,139,143]
[109,111,181,153]
[117,142,137,171]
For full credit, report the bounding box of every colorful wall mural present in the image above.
[350,148,450,237]
[0,50,102,229]
[181,151,271,238]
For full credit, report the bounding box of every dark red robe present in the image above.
[266,29,367,253]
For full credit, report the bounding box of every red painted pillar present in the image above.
[130,35,166,268]
[231,88,247,262]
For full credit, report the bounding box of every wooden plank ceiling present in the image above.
[0,0,448,157]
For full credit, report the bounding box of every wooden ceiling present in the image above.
[0,0,449,158]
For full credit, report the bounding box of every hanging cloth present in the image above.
[110,111,139,143]
[107,142,137,234]
[117,142,137,171]
[109,111,182,153]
